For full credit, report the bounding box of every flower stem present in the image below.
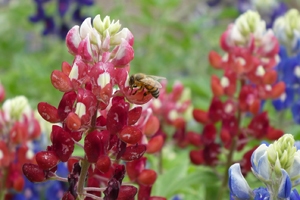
[77,158,91,198]
[83,192,103,200]
[84,187,106,192]
[217,80,245,200]
[77,101,99,199]
[0,167,8,200]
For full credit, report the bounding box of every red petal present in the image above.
[209,51,223,69]
[61,61,72,76]
[202,124,217,145]
[38,102,60,123]
[118,185,137,200]
[193,109,209,124]
[128,107,142,126]
[119,126,142,144]
[22,163,46,183]
[58,91,77,121]
[146,135,164,154]
[190,150,204,165]
[51,125,74,162]
[138,169,157,186]
[121,144,146,161]
[51,70,73,92]
[66,112,81,131]
[96,155,111,173]
[36,151,60,170]
[84,130,109,163]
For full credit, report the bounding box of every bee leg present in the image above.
[132,86,144,96]
[130,86,133,94]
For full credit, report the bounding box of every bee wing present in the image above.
[141,78,163,88]
[145,75,166,81]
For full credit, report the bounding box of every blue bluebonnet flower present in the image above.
[29,0,94,39]
[229,134,300,199]
[271,11,300,123]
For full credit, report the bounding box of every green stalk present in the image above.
[217,80,245,200]
[76,101,99,199]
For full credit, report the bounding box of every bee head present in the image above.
[129,75,135,86]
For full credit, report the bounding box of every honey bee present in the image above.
[129,73,166,98]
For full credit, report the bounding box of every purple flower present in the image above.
[29,0,94,39]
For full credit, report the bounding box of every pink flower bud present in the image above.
[78,35,94,63]
[119,126,142,144]
[209,51,223,69]
[51,70,73,92]
[121,144,146,161]
[38,102,60,123]
[193,109,209,124]
[84,130,109,163]
[146,135,164,154]
[144,116,160,137]
[36,151,60,170]
[96,155,111,173]
[271,81,285,99]
[51,125,74,162]
[66,25,81,55]
[190,150,204,165]
[66,112,81,131]
[111,39,134,68]
[138,169,157,186]
[22,163,46,183]
[211,75,224,97]
[118,185,137,200]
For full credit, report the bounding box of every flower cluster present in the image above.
[207,0,287,28]
[0,84,42,198]
[229,134,300,199]
[190,11,284,174]
[147,80,193,148]
[23,14,166,200]
[270,9,300,123]
[29,0,94,39]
